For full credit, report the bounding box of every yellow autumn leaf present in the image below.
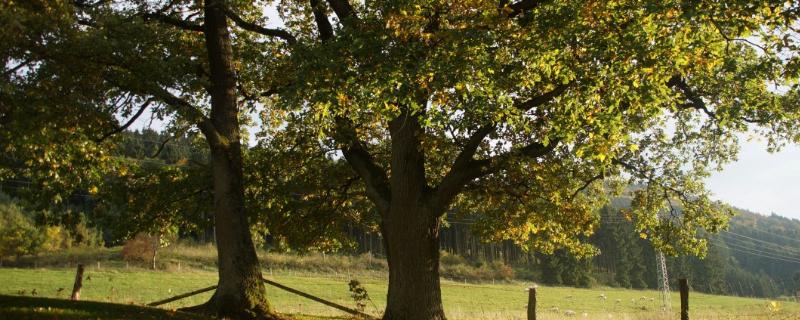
[336,93,348,105]
[596,153,606,161]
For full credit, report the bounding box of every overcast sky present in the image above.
[706,137,800,220]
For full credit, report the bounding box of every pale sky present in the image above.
[706,137,800,220]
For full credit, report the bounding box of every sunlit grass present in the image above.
[1,266,797,319]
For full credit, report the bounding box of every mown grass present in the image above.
[1,266,798,320]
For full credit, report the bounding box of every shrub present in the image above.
[348,279,373,313]
[440,251,468,266]
[492,261,515,280]
[122,233,157,264]
[72,218,104,247]
[0,199,41,260]
[40,225,72,253]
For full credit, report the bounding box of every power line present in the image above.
[712,241,800,265]
[719,231,800,257]
[718,233,800,259]
[719,238,800,263]
[731,223,800,245]
[711,239,800,265]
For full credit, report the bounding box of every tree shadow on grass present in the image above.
[0,294,209,320]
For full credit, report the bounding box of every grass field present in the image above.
[1,266,798,320]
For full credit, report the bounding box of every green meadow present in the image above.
[1,266,797,320]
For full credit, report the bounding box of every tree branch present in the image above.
[708,17,768,52]
[333,117,391,213]
[514,83,571,112]
[568,172,605,201]
[505,0,547,18]
[667,76,716,118]
[432,125,493,208]
[141,13,204,32]
[95,98,154,142]
[146,125,191,159]
[223,8,297,44]
[311,0,334,41]
[431,84,570,211]
[668,75,768,124]
[471,139,559,183]
[612,158,695,221]
[149,136,173,158]
[2,58,32,78]
[144,86,223,149]
[432,138,558,212]
[73,0,107,9]
[326,0,358,22]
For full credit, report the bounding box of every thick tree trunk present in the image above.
[381,112,447,320]
[209,146,274,319]
[195,0,277,318]
[382,207,445,320]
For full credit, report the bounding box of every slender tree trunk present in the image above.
[197,0,276,318]
[151,233,159,270]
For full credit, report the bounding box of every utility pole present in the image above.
[656,251,671,311]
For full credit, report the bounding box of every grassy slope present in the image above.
[1,267,798,320]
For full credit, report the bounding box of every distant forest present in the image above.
[350,204,800,299]
[2,129,799,299]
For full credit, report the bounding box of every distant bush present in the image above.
[440,251,468,266]
[122,233,157,265]
[0,199,41,260]
[440,259,515,281]
[40,225,72,253]
[71,218,104,247]
[0,193,103,262]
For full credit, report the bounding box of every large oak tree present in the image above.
[4,1,799,319]
[2,0,295,318]
[272,0,800,319]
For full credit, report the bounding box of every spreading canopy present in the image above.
[277,0,800,255]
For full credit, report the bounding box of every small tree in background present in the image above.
[0,194,41,262]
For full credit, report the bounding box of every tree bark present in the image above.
[197,0,277,318]
[380,112,447,320]
[382,207,445,320]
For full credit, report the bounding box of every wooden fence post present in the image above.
[527,285,537,320]
[70,264,85,301]
[679,278,689,320]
